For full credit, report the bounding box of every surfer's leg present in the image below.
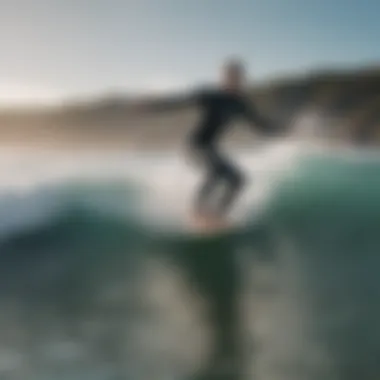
[214,154,245,215]
[194,169,218,216]
[191,147,215,216]
[191,145,223,217]
[191,146,244,218]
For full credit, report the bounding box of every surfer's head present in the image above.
[221,59,246,93]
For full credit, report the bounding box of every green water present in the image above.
[0,153,380,379]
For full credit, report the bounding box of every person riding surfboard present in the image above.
[186,59,277,229]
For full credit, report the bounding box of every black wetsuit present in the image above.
[187,88,274,217]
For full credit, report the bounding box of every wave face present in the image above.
[256,153,380,380]
[0,150,379,379]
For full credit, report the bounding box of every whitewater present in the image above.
[0,142,379,380]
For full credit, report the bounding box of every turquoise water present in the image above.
[0,147,379,379]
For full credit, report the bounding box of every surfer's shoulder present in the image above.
[191,86,220,105]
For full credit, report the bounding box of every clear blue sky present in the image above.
[1,0,379,105]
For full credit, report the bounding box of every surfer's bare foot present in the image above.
[191,211,228,230]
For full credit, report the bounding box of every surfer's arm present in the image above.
[189,88,211,108]
[241,100,277,136]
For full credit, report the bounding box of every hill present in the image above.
[0,66,379,149]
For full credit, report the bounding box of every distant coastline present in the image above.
[0,66,379,149]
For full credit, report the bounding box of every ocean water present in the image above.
[0,143,379,380]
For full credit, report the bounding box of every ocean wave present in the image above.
[0,178,145,242]
[0,152,379,379]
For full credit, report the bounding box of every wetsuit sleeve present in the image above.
[189,88,210,107]
[241,99,277,136]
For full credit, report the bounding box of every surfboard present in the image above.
[184,214,242,238]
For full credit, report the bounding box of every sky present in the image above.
[0,0,379,105]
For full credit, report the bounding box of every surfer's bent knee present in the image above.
[226,167,245,191]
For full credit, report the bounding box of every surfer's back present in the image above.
[188,88,250,147]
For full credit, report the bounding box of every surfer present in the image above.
[187,59,276,226]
